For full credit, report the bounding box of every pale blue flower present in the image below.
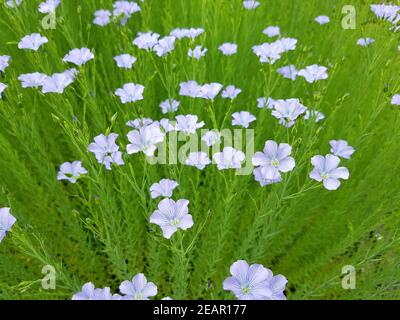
[170,28,204,40]
[133,31,160,50]
[114,54,136,69]
[329,140,355,159]
[160,99,180,114]
[18,72,46,88]
[159,118,175,133]
[221,85,241,99]
[391,94,400,105]
[185,152,211,170]
[232,111,256,128]
[6,0,23,8]
[188,45,207,59]
[150,199,193,239]
[93,9,111,26]
[304,109,325,122]
[310,154,349,190]
[113,1,141,25]
[57,161,88,183]
[218,43,237,56]
[198,83,223,99]
[154,36,176,57]
[357,38,375,47]
[115,83,144,103]
[252,140,295,181]
[0,207,16,243]
[223,260,288,300]
[119,274,157,300]
[201,130,221,147]
[175,115,204,134]
[126,123,165,157]
[63,48,94,66]
[38,0,60,14]
[0,55,10,73]
[271,98,307,127]
[0,83,7,98]
[315,15,330,25]
[18,33,48,51]
[126,117,154,129]
[243,0,260,10]
[213,147,245,170]
[179,80,202,98]
[253,167,282,186]
[277,65,298,80]
[88,133,125,170]
[263,26,280,38]
[298,65,328,83]
[72,283,112,300]
[150,179,179,199]
[41,69,77,94]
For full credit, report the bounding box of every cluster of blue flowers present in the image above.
[4,0,396,301]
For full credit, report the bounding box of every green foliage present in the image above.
[0,0,399,300]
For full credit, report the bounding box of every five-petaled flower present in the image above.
[309,154,349,190]
[252,140,296,182]
[150,198,193,239]
[223,260,288,300]
[126,123,165,157]
[119,274,157,300]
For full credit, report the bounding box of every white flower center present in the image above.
[321,172,330,179]
[134,292,143,300]
[241,286,251,294]
[170,218,180,227]
[271,159,280,167]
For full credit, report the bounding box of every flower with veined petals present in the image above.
[232,111,256,128]
[119,274,157,300]
[298,64,328,83]
[126,123,165,157]
[150,179,179,199]
[329,140,355,159]
[223,260,288,300]
[57,161,88,183]
[309,154,349,190]
[150,199,193,239]
[115,83,144,103]
[18,33,48,51]
[72,283,112,300]
[185,152,211,170]
[114,54,136,69]
[175,115,205,134]
[63,48,94,66]
[213,147,245,170]
[88,133,125,170]
[252,140,295,181]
